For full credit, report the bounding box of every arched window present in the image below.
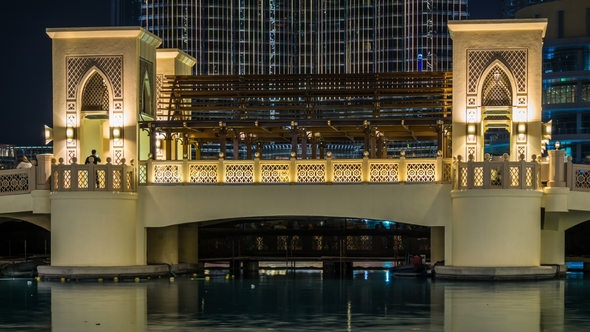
[482,65,512,106]
[82,72,109,112]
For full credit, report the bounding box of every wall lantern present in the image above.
[517,122,526,134]
[542,120,552,140]
[66,126,75,140]
[155,139,163,149]
[466,122,477,143]
[111,126,123,139]
[44,125,53,145]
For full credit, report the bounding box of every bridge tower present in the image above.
[45,27,195,268]
[440,20,550,278]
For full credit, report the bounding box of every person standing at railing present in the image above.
[84,149,101,165]
[85,149,101,188]
[16,156,32,169]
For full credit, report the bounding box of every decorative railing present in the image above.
[567,158,590,192]
[455,154,540,190]
[0,167,36,196]
[51,157,135,192]
[138,154,453,185]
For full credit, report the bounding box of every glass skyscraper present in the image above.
[141,0,468,75]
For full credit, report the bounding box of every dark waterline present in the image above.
[0,270,589,331]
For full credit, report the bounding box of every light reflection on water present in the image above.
[0,271,589,331]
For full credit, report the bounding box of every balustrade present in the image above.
[455,153,541,190]
[0,167,36,196]
[138,153,453,186]
[22,152,590,193]
[50,157,135,192]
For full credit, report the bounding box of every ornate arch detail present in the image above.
[467,49,527,94]
[481,64,513,106]
[66,56,123,100]
[81,71,110,112]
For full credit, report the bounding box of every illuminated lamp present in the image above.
[44,125,53,144]
[555,141,561,150]
[467,123,476,135]
[111,126,123,139]
[66,126,75,140]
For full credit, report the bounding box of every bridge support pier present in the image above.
[323,262,353,276]
[437,190,556,280]
[179,223,199,264]
[430,226,445,264]
[147,225,179,265]
[50,192,138,266]
[244,261,259,272]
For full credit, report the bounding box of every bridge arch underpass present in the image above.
[192,217,432,266]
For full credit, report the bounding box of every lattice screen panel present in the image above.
[468,50,527,94]
[261,164,290,183]
[575,170,590,190]
[443,162,452,183]
[0,173,30,193]
[481,66,512,106]
[225,164,254,184]
[406,163,436,182]
[77,170,89,189]
[81,72,109,111]
[459,167,468,188]
[112,170,123,189]
[154,165,181,183]
[67,56,123,99]
[473,166,484,187]
[510,166,521,187]
[333,163,362,183]
[190,164,218,184]
[97,170,107,189]
[296,164,326,183]
[139,165,147,184]
[490,167,502,187]
[369,163,398,182]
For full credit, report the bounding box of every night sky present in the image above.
[0,0,501,146]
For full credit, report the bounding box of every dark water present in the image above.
[0,270,589,331]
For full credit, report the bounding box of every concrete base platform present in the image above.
[435,266,558,281]
[38,263,201,280]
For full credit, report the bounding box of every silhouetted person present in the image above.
[85,149,101,164]
[16,156,32,169]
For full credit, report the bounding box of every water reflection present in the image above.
[1,272,590,331]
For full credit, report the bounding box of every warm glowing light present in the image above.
[517,123,526,134]
[112,127,122,139]
[44,125,53,144]
[66,126,75,139]
[467,123,476,135]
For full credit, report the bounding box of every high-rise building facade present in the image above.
[141,0,468,75]
[111,0,142,26]
[517,0,590,163]
[501,0,556,18]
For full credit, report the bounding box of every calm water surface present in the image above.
[0,270,589,331]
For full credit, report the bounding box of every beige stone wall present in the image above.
[451,190,543,266]
[50,192,138,266]
[137,184,453,228]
